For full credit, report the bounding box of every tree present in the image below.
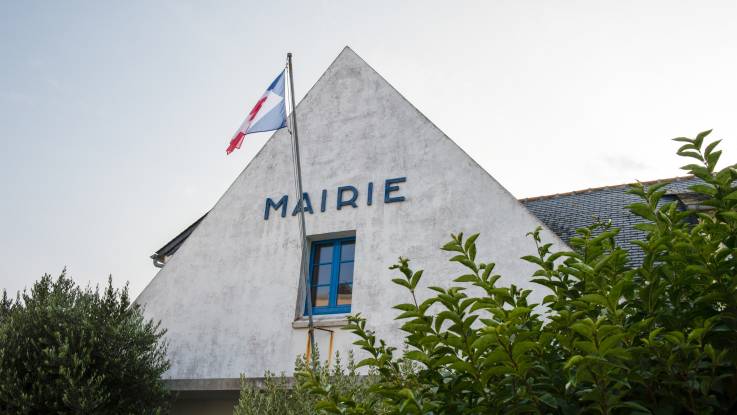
[298,130,737,414]
[0,271,170,414]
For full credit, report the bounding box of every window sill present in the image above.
[292,315,350,329]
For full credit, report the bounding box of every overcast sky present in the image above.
[1,0,735,298]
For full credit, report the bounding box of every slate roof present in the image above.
[151,176,704,268]
[521,175,702,266]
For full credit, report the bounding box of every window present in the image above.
[306,237,355,315]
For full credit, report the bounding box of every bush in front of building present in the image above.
[297,130,737,414]
[0,272,170,414]
[234,351,391,415]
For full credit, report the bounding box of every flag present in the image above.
[226,71,287,155]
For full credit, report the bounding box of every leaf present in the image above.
[450,360,477,375]
[706,150,722,168]
[574,340,596,354]
[564,355,583,370]
[725,189,737,200]
[469,243,477,261]
[393,303,416,312]
[689,184,717,196]
[599,333,625,353]
[672,136,692,143]
[405,350,429,364]
[521,255,544,266]
[677,150,703,161]
[456,257,478,272]
[441,241,463,253]
[314,401,340,412]
[435,311,462,331]
[538,393,558,409]
[454,274,477,283]
[570,322,593,339]
[580,294,608,307]
[356,358,378,367]
[464,233,480,252]
[471,334,498,351]
[482,365,512,379]
[395,310,421,320]
[704,138,721,156]
[392,278,411,289]
[410,270,423,289]
[695,128,712,144]
[508,307,532,320]
[717,211,737,222]
[512,341,538,359]
[485,347,510,364]
[628,203,656,221]
[681,164,711,180]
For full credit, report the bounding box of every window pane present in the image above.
[337,283,352,305]
[340,241,355,261]
[339,262,354,284]
[311,286,330,307]
[312,264,332,286]
[314,244,333,264]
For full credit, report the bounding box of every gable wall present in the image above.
[135,48,566,380]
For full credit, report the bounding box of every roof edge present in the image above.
[520,175,695,203]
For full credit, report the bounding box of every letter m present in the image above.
[264,195,288,220]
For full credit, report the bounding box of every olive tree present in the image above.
[0,272,170,414]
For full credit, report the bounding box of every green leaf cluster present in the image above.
[297,130,737,414]
[235,350,388,415]
[0,271,170,414]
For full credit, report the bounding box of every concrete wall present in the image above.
[135,47,566,383]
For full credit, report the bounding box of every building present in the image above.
[134,47,702,414]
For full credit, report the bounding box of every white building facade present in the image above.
[135,47,566,414]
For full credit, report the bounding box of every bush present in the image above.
[298,130,737,414]
[0,272,170,414]
[234,351,386,415]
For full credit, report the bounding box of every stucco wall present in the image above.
[135,47,567,381]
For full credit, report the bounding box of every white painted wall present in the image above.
[135,47,567,380]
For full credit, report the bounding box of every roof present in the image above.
[150,176,703,268]
[521,175,702,265]
[150,213,208,267]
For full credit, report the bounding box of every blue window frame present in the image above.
[306,237,355,315]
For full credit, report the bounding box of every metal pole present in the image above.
[286,52,317,368]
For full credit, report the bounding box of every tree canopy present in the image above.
[0,272,170,414]
[297,130,737,414]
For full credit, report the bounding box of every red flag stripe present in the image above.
[247,95,269,123]
[226,131,246,155]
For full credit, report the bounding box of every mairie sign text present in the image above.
[264,177,406,220]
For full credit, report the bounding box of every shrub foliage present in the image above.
[297,131,737,414]
[234,351,386,415]
[0,272,170,414]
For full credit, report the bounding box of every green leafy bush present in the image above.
[298,131,737,414]
[0,272,170,414]
[234,351,387,415]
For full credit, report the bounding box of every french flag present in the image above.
[226,71,287,155]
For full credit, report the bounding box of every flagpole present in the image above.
[286,52,317,368]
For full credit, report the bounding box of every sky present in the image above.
[1,0,736,299]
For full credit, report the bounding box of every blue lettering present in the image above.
[384,177,406,203]
[337,185,359,210]
[292,193,314,216]
[264,195,288,220]
[264,177,406,219]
